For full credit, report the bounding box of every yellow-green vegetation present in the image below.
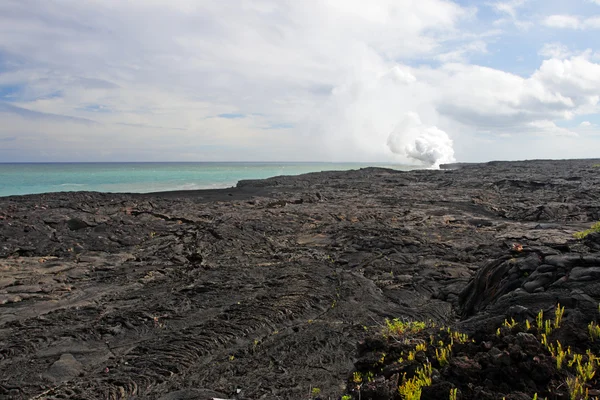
[574,221,600,239]
[448,328,470,344]
[588,321,600,341]
[435,343,452,366]
[547,341,569,370]
[311,387,321,397]
[500,304,600,400]
[566,376,587,400]
[398,363,433,400]
[378,304,600,400]
[352,371,374,384]
[536,309,544,331]
[540,333,549,348]
[593,164,600,168]
[407,349,417,361]
[341,396,352,400]
[545,320,552,335]
[555,304,565,329]
[383,319,427,337]
[449,387,458,400]
[504,318,518,329]
[375,320,470,399]
[577,351,597,382]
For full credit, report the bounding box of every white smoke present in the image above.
[387,112,455,168]
[312,52,457,165]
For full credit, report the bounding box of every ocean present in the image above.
[0,162,419,197]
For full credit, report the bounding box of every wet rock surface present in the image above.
[0,159,599,399]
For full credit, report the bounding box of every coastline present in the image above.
[0,162,420,198]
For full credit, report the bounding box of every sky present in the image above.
[1,0,600,165]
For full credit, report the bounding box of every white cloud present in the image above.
[490,0,528,19]
[527,120,577,136]
[423,55,600,138]
[543,14,600,29]
[543,15,582,29]
[0,0,599,162]
[436,40,488,63]
[580,121,593,127]
[539,43,572,59]
[489,0,532,29]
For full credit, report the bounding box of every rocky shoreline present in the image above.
[1,159,600,399]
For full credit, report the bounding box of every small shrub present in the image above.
[383,319,427,337]
[449,387,458,400]
[589,321,600,341]
[554,304,565,329]
[398,363,433,400]
[574,222,600,239]
[504,318,518,329]
[536,310,544,331]
[435,345,452,366]
[566,376,586,400]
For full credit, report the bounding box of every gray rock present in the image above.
[44,353,84,383]
[570,267,600,282]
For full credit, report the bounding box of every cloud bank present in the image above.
[0,0,599,163]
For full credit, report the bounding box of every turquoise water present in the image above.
[0,162,418,197]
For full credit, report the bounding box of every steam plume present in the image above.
[387,112,455,168]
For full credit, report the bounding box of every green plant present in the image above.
[407,350,417,361]
[569,353,583,368]
[574,222,600,240]
[398,363,433,400]
[449,388,458,400]
[435,344,452,366]
[547,341,568,370]
[588,322,600,341]
[504,318,518,329]
[541,333,548,348]
[576,352,597,382]
[566,376,587,400]
[415,343,427,352]
[536,310,544,331]
[450,330,470,344]
[383,319,427,337]
[341,396,352,400]
[311,387,321,397]
[545,319,553,336]
[555,304,565,329]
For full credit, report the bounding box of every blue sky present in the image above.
[0,0,599,164]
